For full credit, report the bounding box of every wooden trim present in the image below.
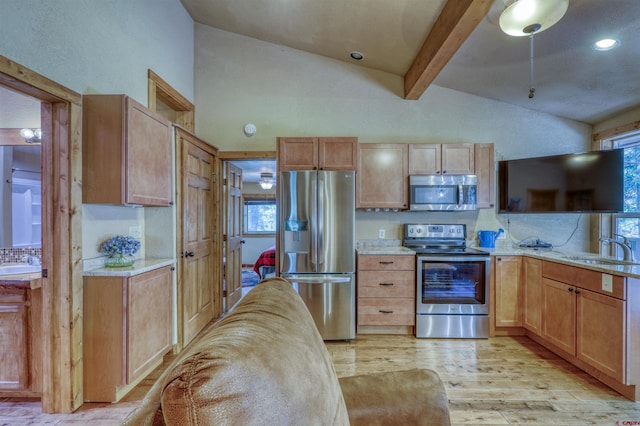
[0,55,81,105]
[593,120,640,143]
[0,128,36,146]
[148,70,194,111]
[1,56,80,414]
[147,70,194,132]
[217,151,276,160]
[404,0,492,100]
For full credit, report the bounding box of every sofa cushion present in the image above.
[160,277,349,425]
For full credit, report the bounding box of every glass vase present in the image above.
[104,253,135,268]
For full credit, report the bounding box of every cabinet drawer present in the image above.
[357,298,415,326]
[358,255,415,271]
[542,261,625,299]
[358,271,414,298]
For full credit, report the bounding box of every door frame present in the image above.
[0,55,83,413]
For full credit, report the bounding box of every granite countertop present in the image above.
[357,246,416,255]
[83,257,176,277]
[487,245,640,279]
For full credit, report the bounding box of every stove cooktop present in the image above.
[403,224,489,256]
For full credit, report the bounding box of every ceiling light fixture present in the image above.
[20,128,42,143]
[349,51,364,61]
[594,38,619,51]
[499,0,569,99]
[259,172,274,190]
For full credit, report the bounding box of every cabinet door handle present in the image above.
[575,289,581,294]
[568,287,574,292]
[379,310,394,314]
[379,261,394,265]
[379,282,394,286]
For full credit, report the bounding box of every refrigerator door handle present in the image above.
[317,173,325,268]
[310,173,317,269]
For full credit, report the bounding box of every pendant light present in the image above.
[499,0,569,98]
[259,172,274,190]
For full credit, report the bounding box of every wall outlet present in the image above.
[129,226,142,239]
[378,229,385,239]
[602,274,613,293]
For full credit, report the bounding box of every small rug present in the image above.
[242,269,260,287]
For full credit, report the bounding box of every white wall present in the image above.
[0,0,194,105]
[194,25,593,252]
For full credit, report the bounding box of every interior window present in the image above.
[243,195,276,235]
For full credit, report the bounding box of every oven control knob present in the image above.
[417,228,422,234]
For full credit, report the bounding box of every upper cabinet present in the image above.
[357,144,408,209]
[277,137,357,171]
[408,144,474,175]
[83,94,172,206]
[474,143,495,208]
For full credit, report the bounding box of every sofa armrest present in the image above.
[338,369,450,426]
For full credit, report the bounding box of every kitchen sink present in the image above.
[0,264,41,275]
[564,256,640,266]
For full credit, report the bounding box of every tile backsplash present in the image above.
[0,247,42,264]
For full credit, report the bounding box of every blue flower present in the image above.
[100,235,141,255]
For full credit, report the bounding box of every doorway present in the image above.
[221,155,276,306]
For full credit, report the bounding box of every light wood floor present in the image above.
[2,334,640,425]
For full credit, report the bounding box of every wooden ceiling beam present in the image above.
[404,0,492,100]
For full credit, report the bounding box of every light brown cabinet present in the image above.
[83,266,172,402]
[522,257,542,336]
[277,137,357,170]
[357,254,415,333]
[408,144,474,175]
[0,286,41,396]
[83,94,172,206]
[356,144,408,209]
[474,143,495,208]
[493,256,522,328]
[541,261,627,383]
[541,277,576,354]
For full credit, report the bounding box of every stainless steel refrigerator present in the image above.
[279,170,356,340]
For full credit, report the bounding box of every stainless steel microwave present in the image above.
[409,175,477,211]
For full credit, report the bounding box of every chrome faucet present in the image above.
[600,234,634,262]
[21,254,42,266]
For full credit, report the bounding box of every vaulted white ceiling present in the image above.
[181,0,640,125]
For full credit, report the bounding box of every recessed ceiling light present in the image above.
[349,51,364,61]
[594,38,620,51]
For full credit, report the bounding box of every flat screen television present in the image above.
[498,149,624,214]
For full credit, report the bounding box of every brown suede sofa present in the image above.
[123,277,450,425]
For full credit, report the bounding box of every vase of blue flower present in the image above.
[100,235,141,268]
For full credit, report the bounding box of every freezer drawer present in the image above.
[284,274,355,340]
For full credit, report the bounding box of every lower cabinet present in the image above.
[0,286,41,396]
[357,254,415,334]
[522,257,542,336]
[84,266,172,402]
[495,256,639,399]
[540,260,631,389]
[541,277,576,354]
[492,256,523,330]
